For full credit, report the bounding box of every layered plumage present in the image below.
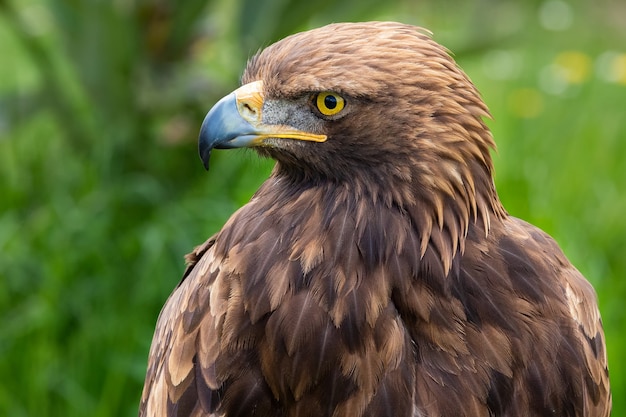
[140,22,611,417]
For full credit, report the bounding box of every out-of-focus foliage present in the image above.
[0,0,624,415]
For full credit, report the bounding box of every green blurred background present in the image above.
[0,0,624,415]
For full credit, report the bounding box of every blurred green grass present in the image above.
[0,0,624,416]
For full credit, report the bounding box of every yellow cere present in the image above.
[316,92,345,116]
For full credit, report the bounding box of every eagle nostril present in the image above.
[239,101,259,121]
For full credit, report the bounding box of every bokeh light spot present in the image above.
[539,0,574,31]
[508,88,544,118]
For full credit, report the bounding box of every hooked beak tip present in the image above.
[201,150,211,171]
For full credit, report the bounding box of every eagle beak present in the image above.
[198,80,327,170]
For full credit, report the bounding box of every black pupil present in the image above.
[324,95,337,109]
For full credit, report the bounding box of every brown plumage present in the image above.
[139,22,611,417]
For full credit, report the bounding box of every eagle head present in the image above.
[199,21,506,261]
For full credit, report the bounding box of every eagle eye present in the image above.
[314,92,345,117]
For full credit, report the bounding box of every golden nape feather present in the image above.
[139,22,611,417]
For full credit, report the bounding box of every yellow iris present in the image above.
[315,92,345,116]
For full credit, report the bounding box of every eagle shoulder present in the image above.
[140,236,225,417]
[454,217,611,416]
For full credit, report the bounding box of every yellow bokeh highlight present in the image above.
[553,51,592,84]
[508,88,544,119]
[609,54,626,85]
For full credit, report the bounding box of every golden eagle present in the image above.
[139,22,611,417]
